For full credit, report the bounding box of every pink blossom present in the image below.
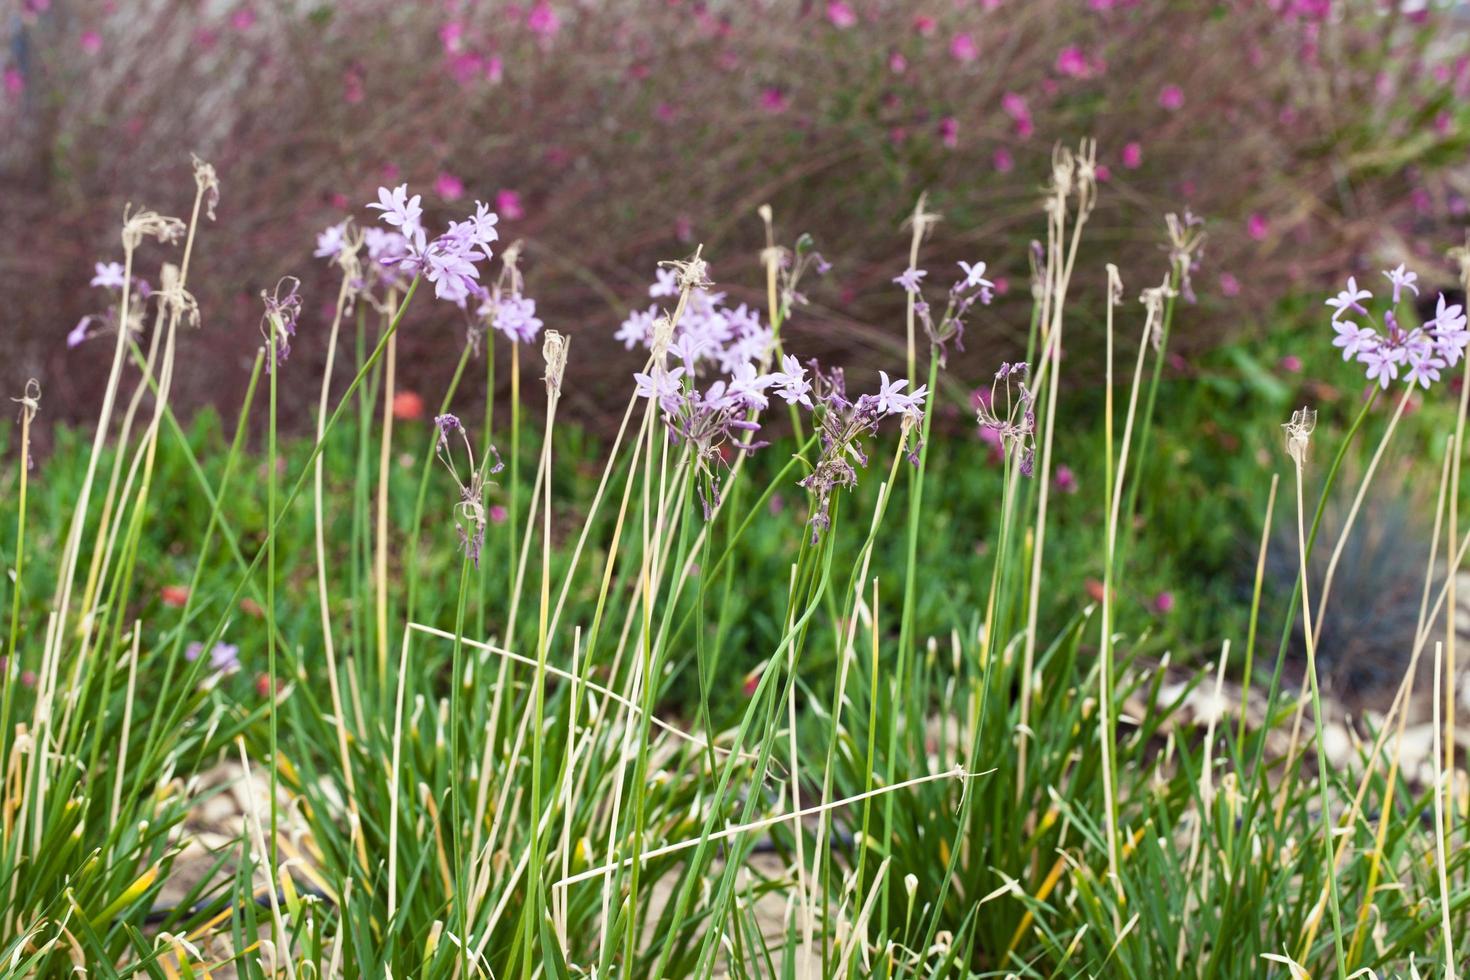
[1055,45,1095,78]
[913,14,937,35]
[330,192,350,210]
[993,277,1010,296]
[1247,213,1269,241]
[231,8,256,31]
[435,172,465,201]
[1279,354,1303,373]
[343,68,365,103]
[993,147,1014,173]
[1094,163,1112,182]
[486,55,504,84]
[1219,272,1241,296]
[950,32,978,63]
[3,68,23,97]
[527,2,560,39]
[1121,141,1142,169]
[80,30,102,55]
[490,505,508,525]
[1054,465,1078,494]
[826,1,857,28]
[381,163,401,182]
[1157,84,1184,111]
[1152,591,1175,614]
[760,87,789,113]
[440,20,465,54]
[496,189,524,221]
[938,116,958,148]
[1000,92,1027,119]
[888,50,907,74]
[655,101,677,123]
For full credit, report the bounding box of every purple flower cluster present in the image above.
[894,260,996,365]
[800,364,927,540]
[976,361,1037,475]
[617,267,775,375]
[68,262,153,349]
[479,291,543,344]
[1328,266,1468,390]
[259,277,303,371]
[345,184,501,306]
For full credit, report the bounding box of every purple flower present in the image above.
[956,260,994,295]
[874,371,926,416]
[770,354,814,408]
[186,641,241,674]
[367,184,423,234]
[487,293,543,344]
[633,365,687,411]
[726,361,775,410]
[1383,263,1419,304]
[67,316,95,349]
[1331,320,1378,361]
[893,267,928,295]
[90,261,127,289]
[315,221,349,260]
[1358,346,1399,389]
[1325,276,1372,321]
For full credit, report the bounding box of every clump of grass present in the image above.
[3,146,1469,978]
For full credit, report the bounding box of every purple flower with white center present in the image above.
[633,365,687,411]
[770,354,813,407]
[956,260,994,294]
[668,333,710,372]
[315,221,349,260]
[617,305,658,349]
[1383,263,1419,304]
[1429,293,1470,365]
[1359,346,1399,389]
[1325,276,1371,321]
[893,267,928,295]
[90,261,127,289]
[1405,350,1445,389]
[874,371,926,416]
[649,267,680,298]
[727,361,775,410]
[489,293,543,344]
[186,641,241,674]
[367,183,423,234]
[1331,320,1378,361]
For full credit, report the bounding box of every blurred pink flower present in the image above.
[1219,272,1241,296]
[950,33,978,63]
[760,87,789,113]
[80,30,102,55]
[1121,141,1142,169]
[1055,45,1097,78]
[343,67,365,103]
[1094,163,1112,182]
[486,55,504,84]
[490,505,508,525]
[655,101,677,123]
[1247,212,1269,241]
[496,189,524,221]
[527,2,560,39]
[888,50,907,74]
[938,116,958,148]
[993,276,1010,295]
[1001,92,1027,119]
[440,20,465,54]
[381,163,401,182]
[675,215,694,242]
[826,1,857,28]
[435,172,464,200]
[1158,84,1184,110]
[330,192,350,210]
[1152,591,1175,614]
[913,14,936,35]
[231,8,256,31]
[1280,354,1303,373]
[3,68,23,97]
[1055,465,1078,494]
[993,147,1014,173]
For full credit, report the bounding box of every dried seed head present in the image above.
[121,205,186,252]
[1139,274,1177,351]
[1281,406,1317,465]
[1106,264,1123,306]
[191,153,220,222]
[649,315,675,362]
[159,262,201,329]
[902,191,942,241]
[11,379,40,423]
[542,330,569,394]
[660,248,712,293]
